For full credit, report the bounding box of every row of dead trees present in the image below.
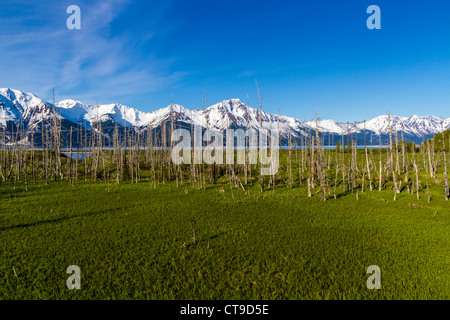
[0,100,449,202]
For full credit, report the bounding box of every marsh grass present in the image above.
[0,176,449,300]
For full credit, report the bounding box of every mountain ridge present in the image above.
[1,88,449,147]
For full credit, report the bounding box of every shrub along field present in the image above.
[0,172,449,299]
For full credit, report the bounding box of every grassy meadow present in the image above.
[0,149,449,299]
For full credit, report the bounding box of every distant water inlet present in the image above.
[62,152,92,161]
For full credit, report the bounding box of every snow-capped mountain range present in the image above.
[0,88,449,146]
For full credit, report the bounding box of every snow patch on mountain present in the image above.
[2,88,450,143]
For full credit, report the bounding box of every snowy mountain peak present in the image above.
[1,88,450,145]
[57,99,85,108]
[209,99,246,112]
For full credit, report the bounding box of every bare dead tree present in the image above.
[364,121,373,191]
[388,112,399,194]
[256,81,264,193]
[441,120,449,200]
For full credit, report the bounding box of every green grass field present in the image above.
[1,175,449,300]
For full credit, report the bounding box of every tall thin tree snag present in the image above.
[113,122,120,184]
[352,121,357,188]
[401,123,406,172]
[307,132,312,198]
[315,112,326,201]
[288,117,292,189]
[42,110,49,185]
[256,80,264,193]
[93,105,100,183]
[295,140,302,188]
[441,120,449,200]
[190,109,195,185]
[413,156,420,200]
[394,123,400,174]
[30,127,35,184]
[83,120,88,181]
[299,133,305,186]
[275,104,280,191]
[0,110,5,182]
[388,112,399,194]
[23,136,28,191]
[346,122,350,151]
[244,94,250,186]
[75,119,81,183]
[169,95,174,184]
[67,127,73,184]
[52,89,62,180]
[378,130,383,191]
[52,89,57,180]
[309,127,315,189]
[334,158,338,199]
[162,120,166,184]
[204,90,214,186]
[403,126,409,186]
[146,124,155,185]
[123,113,128,181]
[364,121,373,191]
[199,96,206,190]
[427,139,435,178]
[341,132,346,193]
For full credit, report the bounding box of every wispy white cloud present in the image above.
[0,0,182,104]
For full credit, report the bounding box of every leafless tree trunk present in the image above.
[441,121,449,200]
[256,81,264,193]
[388,112,399,194]
[364,121,373,191]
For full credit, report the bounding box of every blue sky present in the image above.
[1,0,450,122]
